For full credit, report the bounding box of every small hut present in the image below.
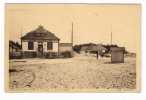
[111,47,125,63]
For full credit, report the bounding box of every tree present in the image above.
[9,40,22,49]
[72,44,82,53]
[73,43,127,54]
[15,41,21,49]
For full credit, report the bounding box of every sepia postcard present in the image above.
[5,4,141,93]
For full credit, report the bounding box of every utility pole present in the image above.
[21,26,22,49]
[111,26,112,47]
[21,26,23,58]
[21,26,22,38]
[110,26,113,62]
[71,22,73,58]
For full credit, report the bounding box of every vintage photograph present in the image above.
[5,4,141,92]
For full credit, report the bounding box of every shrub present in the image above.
[60,51,71,58]
[45,52,59,59]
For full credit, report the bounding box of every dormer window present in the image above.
[36,33,45,36]
[35,25,46,36]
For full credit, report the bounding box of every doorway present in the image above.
[38,44,43,58]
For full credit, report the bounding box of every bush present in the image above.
[23,51,37,58]
[45,52,59,59]
[60,51,71,58]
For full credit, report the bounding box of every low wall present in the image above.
[9,51,22,59]
[23,51,37,58]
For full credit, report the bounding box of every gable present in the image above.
[96,44,108,50]
[81,46,88,51]
[20,26,60,40]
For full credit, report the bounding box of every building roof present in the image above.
[59,43,72,47]
[80,45,89,51]
[96,44,107,50]
[20,26,60,40]
[111,47,125,51]
[85,45,98,51]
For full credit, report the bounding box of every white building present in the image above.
[20,25,60,58]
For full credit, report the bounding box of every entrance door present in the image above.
[38,44,43,58]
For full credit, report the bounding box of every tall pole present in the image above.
[21,26,22,48]
[111,26,112,62]
[21,26,23,58]
[21,26,22,38]
[111,26,112,47]
[71,22,73,58]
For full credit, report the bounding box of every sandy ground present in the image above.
[9,56,136,92]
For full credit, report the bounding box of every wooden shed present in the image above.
[111,47,125,63]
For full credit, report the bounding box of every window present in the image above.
[36,33,45,37]
[47,42,53,50]
[28,42,34,50]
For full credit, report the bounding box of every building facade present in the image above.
[20,25,60,58]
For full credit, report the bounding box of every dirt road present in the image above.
[9,57,136,92]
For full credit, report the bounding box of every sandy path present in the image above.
[9,57,136,91]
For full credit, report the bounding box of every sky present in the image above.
[6,4,141,53]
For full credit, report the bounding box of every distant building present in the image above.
[20,25,72,58]
[9,41,22,59]
[9,41,17,57]
[80,45,89,53]
[96,44,108,54]
[80,44,107,54]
